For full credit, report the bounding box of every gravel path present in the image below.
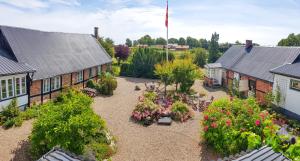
[93,77,228,161]
[0,120,33,161]
[0,77,227,161]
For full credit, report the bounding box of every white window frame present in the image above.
[290,79,300,91]
[51,76,61,90]
[98,66,102,76]
[77,71,83,83]
[88,68,93,78]
[0,77,14,100]
[43,78,51,93]
[15,76,26,96]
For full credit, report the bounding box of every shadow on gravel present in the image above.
[199,142,220,161]
[11,140,32,161]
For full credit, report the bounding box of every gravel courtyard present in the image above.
[0,77,227,161]
[92,77,228,161]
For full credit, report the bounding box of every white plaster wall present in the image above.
[0,95,28,111]
[0,74,28,111]
[273,74,300,115]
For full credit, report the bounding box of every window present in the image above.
[21,77,26,94]
[291,79,300,91]
[15,76,26,96]
[0,78,14,99]
[43,78,50,93]
[98,66,102,76]
[1,80,7,99]
[51,76,61,90]
[15,78,21,95]
[88,68,93,78]
[77,71,83,82]
[7,79,13,97]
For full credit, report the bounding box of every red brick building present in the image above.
[0,26,112,107]
[205,40,300,104]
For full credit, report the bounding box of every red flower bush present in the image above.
[202,97,274,155]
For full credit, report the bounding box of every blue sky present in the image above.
[0,0,300,45]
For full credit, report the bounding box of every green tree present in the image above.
[278,33,300,46]
[178,37,186,45]
[125,38,132,47]
[30,90,114,160]
[168,38,178,44]
[138,35,154,46]
[191,48,208,67]
[98,37,115,58]
[133,40,138,46]
[199,38,209,49]
[155,61,174,95]
[172,59,200,92]
[186,36,199,49]
[155,37,167,45]
[219,42,232,53]
[208,32,220,63]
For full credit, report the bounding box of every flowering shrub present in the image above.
[202,97,274,155]
[30,90,115,160]
[171,101,193,122]
[131,99,160,123]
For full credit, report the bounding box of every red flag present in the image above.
[165,0,168,28]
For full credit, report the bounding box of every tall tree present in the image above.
[155,62,174,95]
[125,38,132,47]
[115,45,130,64]
[208,32,220,63]
[98,37,115,58]
[186,36,199,49]
[138,35,154,46]
[278,33,300,46]
[155,37,167,45]
[191,48,208,68]
[199,39,209,50]
[219,42,232,53]
[133,40,138,46]
[168,38,178,44]
[178,37,186,45]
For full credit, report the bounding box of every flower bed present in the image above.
[202,97,300,160]
[132,92,193,125]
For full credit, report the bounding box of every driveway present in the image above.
[92,77,227,161]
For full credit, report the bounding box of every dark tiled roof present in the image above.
[0,26,112,80]
[0,53,35,76]
[216,46,300,82]
[38,148,84,161]
[271,63,300,79]
[233,146,290,161]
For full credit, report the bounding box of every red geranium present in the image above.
[204,126,209,131]
[255,120,261,126]
[226,119,231,127]
[211,122,218,128]
[204,115,209,121]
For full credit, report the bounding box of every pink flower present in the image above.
[226,119,231,127]
[204,126,209,132]
[211,122,218,128]
[204,115,209,121]
[255,120,261,126]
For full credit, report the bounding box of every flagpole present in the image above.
[166,0,169,62]
[166,24,169,62]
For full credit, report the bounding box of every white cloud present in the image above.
[0,0,299,45]
[0,0,80,9]
[0,0,47,9]
[49,0,80,6]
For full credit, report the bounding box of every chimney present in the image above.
[245,40,253,49]
[94,27,99,39]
